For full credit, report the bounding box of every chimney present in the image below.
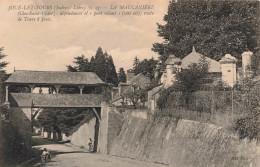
[242,51,253,77]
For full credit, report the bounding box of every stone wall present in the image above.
[0,107,32,165]
[70,117,96,148]
[110,114,259,167]
[97,103,124,154]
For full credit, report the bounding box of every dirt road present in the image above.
[33,144,167,167]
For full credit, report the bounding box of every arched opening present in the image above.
[9,85,31,93]
[59,85,80,94]
[33,85,56,94]
[83,86,102,94]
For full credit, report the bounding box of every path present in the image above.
[32,143,167,167]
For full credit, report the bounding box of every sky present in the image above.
[0,0,169,73]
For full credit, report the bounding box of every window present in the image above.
[227,70,231,72]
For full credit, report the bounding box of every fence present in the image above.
[156,90,253,128]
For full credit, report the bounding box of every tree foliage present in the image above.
[67,47,118,86]
[132,57,158,79]
[251,51,260,76]
[175,57,209,93]
[118,68,127,83]
[0,48,9,104]
[157,57,209,109]
[36,108,95,134]
[234,79,260,140]
[153,0,258,65]
[127,88,147,108]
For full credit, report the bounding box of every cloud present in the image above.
[110,47,159,71]
[0,0,168,73]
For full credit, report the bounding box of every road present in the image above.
[33,144,167,167]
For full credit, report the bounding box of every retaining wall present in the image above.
[110,114,259,167]
[70,118,96,148]
[97,104,124,154]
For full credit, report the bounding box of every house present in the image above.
[148,47,254,112]
[111,73,151,106]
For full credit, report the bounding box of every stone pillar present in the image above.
[50,127,54,139]
[5,85,9,102]
[41,126,44,137]
[4,85,10,106]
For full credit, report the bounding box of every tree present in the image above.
[0,48,8,71]
[251,51,260,76]
[127,88,147,108]
[66,47,118,86]
[133,56,140,72]
[105,53,118,86]
[157,57,209,108]
[153,0,258,65]
[37,108,95,135]
[175,57,209,93]
[93,47,107,82]
[118,68,127,83]
[0,48,9,104]
[67,55,92,72]
[132,58,158,79]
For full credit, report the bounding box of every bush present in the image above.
[235,108,260,140]
[156,88,172,110]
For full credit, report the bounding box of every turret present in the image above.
[219,54,237,87]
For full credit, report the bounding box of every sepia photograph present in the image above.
[0,0,259,166]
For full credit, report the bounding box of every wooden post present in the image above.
[78,85,84,94]
[92,107,101,122]
[28,85,35,93]
[54,85,61,94]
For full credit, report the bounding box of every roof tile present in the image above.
[5,71,105,85]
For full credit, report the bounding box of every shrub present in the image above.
[156,87,172,110]
[235,108,260,140]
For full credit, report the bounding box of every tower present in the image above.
[164,54,181,88]
[219,54,237,87]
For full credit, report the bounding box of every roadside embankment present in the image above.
[109,112,259,167]
[70,118,96,149]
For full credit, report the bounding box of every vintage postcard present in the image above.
[0,0,259,167]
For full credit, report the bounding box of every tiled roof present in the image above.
[118,74,151,96]
[181,50,221,73]
[5,70,105,85]
[10,93,102,107]
[129,73,152,89]
[148,84,164,99]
